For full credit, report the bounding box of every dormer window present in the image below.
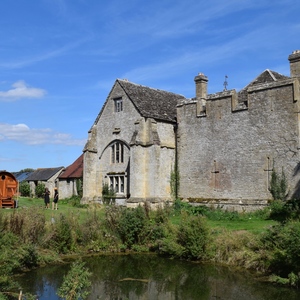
[114,97,123,112]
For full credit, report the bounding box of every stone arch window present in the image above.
[111,142,124,164]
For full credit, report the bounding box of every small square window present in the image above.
[114,97,123,112]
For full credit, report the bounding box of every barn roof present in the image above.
[26,167,64,181]
[13,171,33,182]
[59,154,83,179]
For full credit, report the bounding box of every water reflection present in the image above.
[16,254,300,300]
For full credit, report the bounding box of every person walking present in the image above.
[52,187,59,210]
[44,187,50,209]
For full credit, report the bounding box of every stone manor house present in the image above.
[82,50,300,211]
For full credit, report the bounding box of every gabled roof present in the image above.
[237,69,290,104]
[93,79,186,127]
[59,154,83,179]
[244,69,289,88]
[26,167,64,181]
[117,79,186,122]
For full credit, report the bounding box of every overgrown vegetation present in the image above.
[2,196,300,298]
[57,260,91,300]
[102,183,116,205]
[269,168,288,201]
[76,179,83,197]
[170,166,180,199]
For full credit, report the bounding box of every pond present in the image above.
[16,254,300,300]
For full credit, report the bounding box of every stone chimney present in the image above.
[194,73,208,116]
[194,73,208,99]
[288,50,300,78]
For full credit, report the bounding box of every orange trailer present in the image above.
[0,171,18,208]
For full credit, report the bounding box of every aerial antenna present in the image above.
[223,75,228,91]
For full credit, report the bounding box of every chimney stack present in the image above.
[194,73,208,99]
[288,50,300,78]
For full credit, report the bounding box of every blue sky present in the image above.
[0,0,299,172]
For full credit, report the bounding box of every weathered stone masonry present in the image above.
[82,50,300,210]
[177,50,300,211]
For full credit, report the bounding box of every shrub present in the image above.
[51,214,74,254]
[117,206,148,248]
[269,168,288,201]
[158,213,210,260]
[269,200,289,222]
[260,221,300,276]
[76,178,83,197]
[35,182,45,198]
[102,183,116,205]
[177,214,210,260]
[19,181,30,197]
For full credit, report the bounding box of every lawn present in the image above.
[206,218,277,234]
[3,197,277,234]
[1,196,105,224]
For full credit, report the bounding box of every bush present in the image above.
[19,181,30,197]
[177,214,210,260]
[158,213,210,260]
[102,183,116,205]
[269,168,287,201]
[51,214,74,254]
[35,182,45,198]
[117,206,148,248]
[269,198,300,222]
[76,179,83,197]
[260,220,300,276]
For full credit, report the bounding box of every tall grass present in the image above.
[2,197,300,296]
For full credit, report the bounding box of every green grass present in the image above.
[169,211,277,234]
[206,218,277,234]
[2,196,105,224]
[5,197,277,234]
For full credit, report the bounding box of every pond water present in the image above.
[16,254,300,300]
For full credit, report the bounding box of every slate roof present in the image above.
[13,171,33,182]
[93,79,186,127]
[237,69,290,104]
[26,167,64,181]
[117,79,186,122]
[59,154,83,179]
[246,69,289,86]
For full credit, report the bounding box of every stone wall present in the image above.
[82,81,176,206]
[177,78,300,207]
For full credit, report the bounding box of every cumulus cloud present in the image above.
[0,81,47,102]
[0,123,86,146]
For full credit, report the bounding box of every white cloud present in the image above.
[0,81,47,102]
[0,123,86,146]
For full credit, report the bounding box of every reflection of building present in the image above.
[83,50,300,210]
